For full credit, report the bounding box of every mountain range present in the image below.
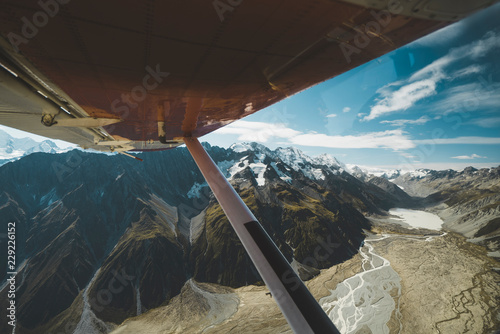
[0,129,65,166]
[0,137,499,333]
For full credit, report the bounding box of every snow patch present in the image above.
[230,143,254,153]
[408,169,431,179]
[216,160,235,178]
[249,162,267,186]
[188,182,207,199]
[313,153,343,169]
[270,162,292,184]
[228,157,248,180]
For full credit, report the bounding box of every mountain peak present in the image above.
[0,128,64,165]
[314,153,344,169]
[229,142,271,154]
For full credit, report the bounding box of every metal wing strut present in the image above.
[184,137,341,334]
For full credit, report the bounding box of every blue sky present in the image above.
[1,4,499,171]
[205,4,500,171]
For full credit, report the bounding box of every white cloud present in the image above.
[326,114,337,118]
[215,120,500,154]
[364,79,437,121]
[342,107,351,113]
[380,116,430,127]
[216,120,301,143]
[400,152,418,159]
[290,130,415,150]
[451,154,487,160]
[364,30,500,121]
[470,117,500,128]
[430,82,500,115]
[451,65,485,80]
[215,120,415,150]
[410,31,500,82]
[415,137,500,145]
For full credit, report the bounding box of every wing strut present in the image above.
[184,137,340,334]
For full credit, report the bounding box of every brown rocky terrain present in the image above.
[110,224,500,334]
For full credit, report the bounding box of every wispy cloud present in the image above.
[216,121,300,142]
[451,154,487,160]
[216,121,415,150]
[364,79,437,121]
[216,118,500,154]
[380,116,430,127]
[470,117,500,128]
[451,64,486,80]
[290,130,415,150]
[326,114,337,118]
[410,31,500,82]
[364,30,500,121]
[415,137,500,145]
[430,81,500,115]
[342,107,351,113]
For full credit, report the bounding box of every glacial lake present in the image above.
[389,208,444,230]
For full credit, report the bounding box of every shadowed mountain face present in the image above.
[0,143,442,333]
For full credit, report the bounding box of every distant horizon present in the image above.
[0,127,498,173]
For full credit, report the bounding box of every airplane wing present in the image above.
[1,1,497,333]
[1,0,495,152]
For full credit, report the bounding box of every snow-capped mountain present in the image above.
[188,142,347,197]
[0,129,65,165]
[227,142,344,182]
